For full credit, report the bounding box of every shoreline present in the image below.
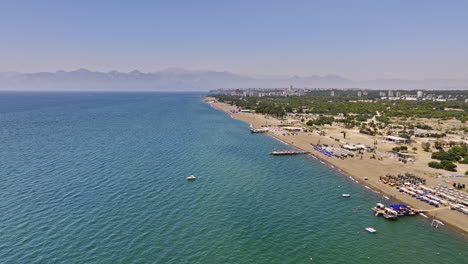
[204,96,468,236]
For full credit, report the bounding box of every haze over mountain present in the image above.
[0,69,467,91]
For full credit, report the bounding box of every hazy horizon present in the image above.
[1,68,468,91]
[1,0,468,81]
[3,67,468,82]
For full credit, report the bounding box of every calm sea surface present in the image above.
[0,92,466,263]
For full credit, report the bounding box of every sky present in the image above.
[1,0,468,80]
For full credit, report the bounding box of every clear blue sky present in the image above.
[1,0,467,79]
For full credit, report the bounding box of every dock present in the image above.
[270,150,308,155]
[371,203,424,219]
[250,128,269,133]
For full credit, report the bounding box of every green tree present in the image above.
[428,161,443,169]
[441,160,457,171]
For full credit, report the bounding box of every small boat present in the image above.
[187,175,196,180]
[383,208,398,219]
[365,227,377,233]
[342,194,351,197]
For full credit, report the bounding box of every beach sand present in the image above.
[205,97,468,235]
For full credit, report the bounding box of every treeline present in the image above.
[214,94,467,122]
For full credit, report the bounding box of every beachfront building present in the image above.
[396,152,415,162]
[384,135,409,144]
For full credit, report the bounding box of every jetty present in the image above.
[270,150,308,155]
[250,128,269,133]
[371,203,423,219]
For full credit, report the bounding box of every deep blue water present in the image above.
[0,92,466,263]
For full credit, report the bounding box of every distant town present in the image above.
[211,87,468,102]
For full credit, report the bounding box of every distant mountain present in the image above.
[0,68,467,91]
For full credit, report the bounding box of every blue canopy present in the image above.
[389,204,410,210]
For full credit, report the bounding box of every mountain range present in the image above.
[0,68,467,91]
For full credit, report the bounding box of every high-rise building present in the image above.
[330,91,335,97]
[388,90,394,97]
[357,91,362,97]
[417,91,423,98]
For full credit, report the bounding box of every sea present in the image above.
[0,92,466,264]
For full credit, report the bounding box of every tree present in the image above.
[441,160,457,171]
[428,161,443,169]
[421,142,431,152]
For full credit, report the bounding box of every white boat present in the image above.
[342,194,351,197]
[365,227,377,233]
[187,175,196,180]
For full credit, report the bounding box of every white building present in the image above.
[384,136,409,144]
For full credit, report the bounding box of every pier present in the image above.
[270,150,308,155]
[250,128,269,133]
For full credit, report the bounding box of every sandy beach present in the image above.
[205,97,468,235]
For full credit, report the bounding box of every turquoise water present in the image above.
[0,92,466,263]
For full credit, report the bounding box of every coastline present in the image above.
[205,96,468,236]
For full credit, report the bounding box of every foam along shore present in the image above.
[205,96,468,235]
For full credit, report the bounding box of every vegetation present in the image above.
[408,124,433,130]
[422,133,446,138]
[214,94,468,126]
[428,160,457,171]
[428,161,443,169]
[392,146,408,152]
[306,116,334,126]
[431,146,468,163]
[421,142,431,152]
